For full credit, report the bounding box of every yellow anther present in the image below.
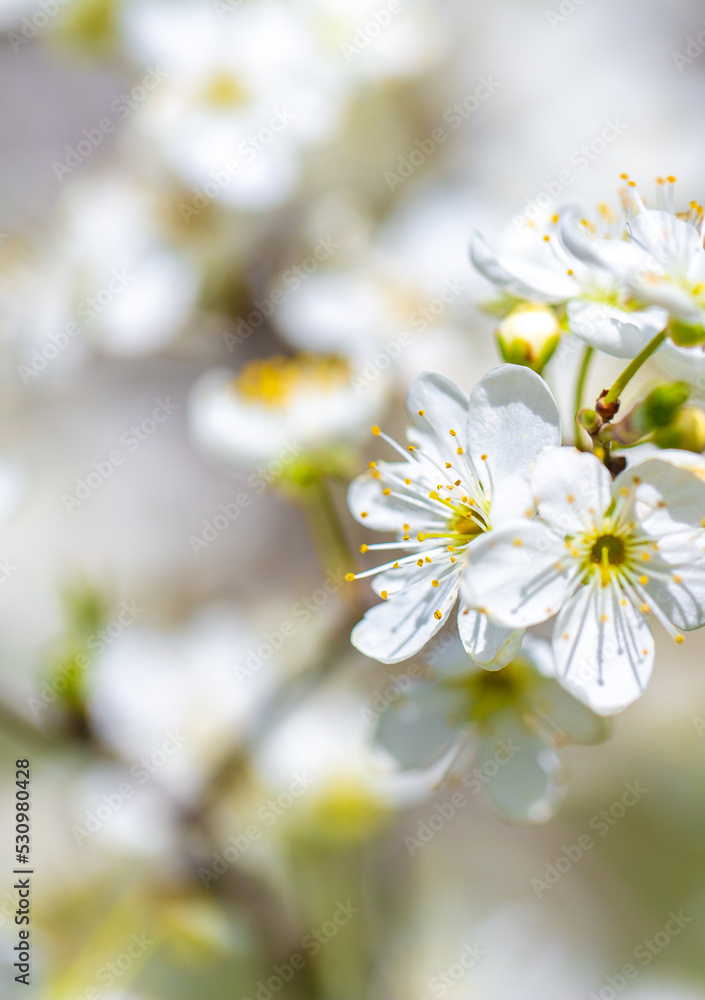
[360,544,368,553]
[457,447,464,455]
[382,488,391,496]
[513,538,523,547]
[432,580,439,587]
[417,559,424,566]
[675,634,684,644]
[360,511,368,518]
[481,453,488,461]
[345,573,355,582]
[372,425,381,436]
[639,575,648,585]
[434,610,442,620]
[449,429,457,437]
[404,478,411,485]
[381,590,388,599]
[418,409,426,416]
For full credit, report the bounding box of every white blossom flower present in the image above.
[462,447,705,714]
[189,353,386,469]
[87,607,279,804]
[374,635,607,824]
[558,177,705,355]
[347,365,562,666]
[471,206,668,359]
[0,172,200,365]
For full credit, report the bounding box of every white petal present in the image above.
[489,473,535,526]
[347,469,444,531]
[475,711,568,825]
[567,299,667,358]
[618,452,705,539]
[628,209,704,268]
[532,447,611,535]
[456,601,524,669]
[558,209,654,277]
[553,583,654,715]
[406,371,470,456]
[374,682,464,771]
[465,364,562,492]
[470,232,579,302]
[462,520,574,629]
[351,574,460,664]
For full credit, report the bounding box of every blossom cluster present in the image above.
[343,177,705,822]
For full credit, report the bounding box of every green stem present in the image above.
[573,345,594,448]
[603,330,667,406]
[304,476,354,575]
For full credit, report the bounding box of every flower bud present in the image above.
[611,382,690,445]
[668,317,705,347]
[495,303,561,373]
[652,404,705,453]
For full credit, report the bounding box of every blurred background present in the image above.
[1,0,705,997]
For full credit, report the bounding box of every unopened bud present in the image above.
[578,408,600,433]
[652,404,705,453]
[612,381,691,444]
[495,303,561,373]
[668,317,705,347]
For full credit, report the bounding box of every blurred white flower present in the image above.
[87,607,278,803]
[189,353,385,469]
[274,186,483,369]
[462,448,705,714]
[564,179,705,353]
[347,365,561,664]
[472,204,668,359]
[252,675,430,841]
[0,171,200,369]
[120,0,446,212]
[374,635,607,824]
